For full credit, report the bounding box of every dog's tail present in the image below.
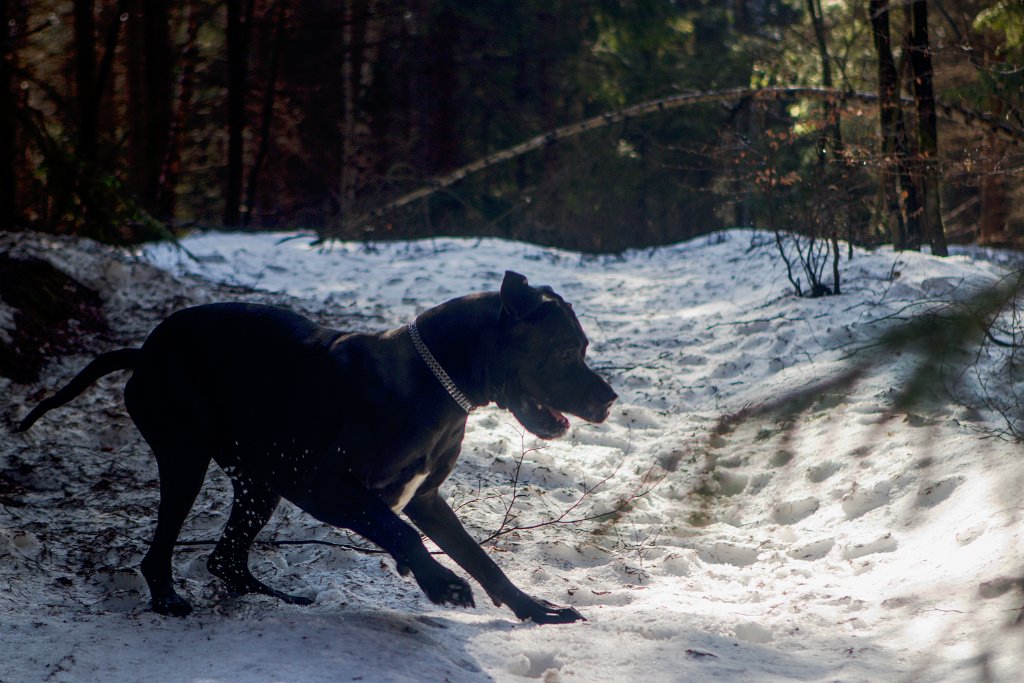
[16,348,139,432]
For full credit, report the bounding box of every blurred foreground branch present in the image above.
[716,267,1024,438]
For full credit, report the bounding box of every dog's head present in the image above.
[493,271,617,439]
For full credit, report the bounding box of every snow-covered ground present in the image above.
[2,229,1022,682]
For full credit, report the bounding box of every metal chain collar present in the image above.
[406,321,476,414]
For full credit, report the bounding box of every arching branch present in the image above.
[338,86,1024,236]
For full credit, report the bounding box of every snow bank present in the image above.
[2,229,1021,682]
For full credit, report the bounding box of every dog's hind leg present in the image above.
[138,442,210,617]
[208,471,313,606]
[127,378,211,617]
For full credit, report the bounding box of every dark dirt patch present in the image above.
[0,472,29,507]
[0,253,109,383]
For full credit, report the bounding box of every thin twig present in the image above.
[174,537,386,555]
[477,429,665,545]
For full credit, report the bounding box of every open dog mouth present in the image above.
[510,397,571,439]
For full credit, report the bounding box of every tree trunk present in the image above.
[0,0,16,228]
[73,0,97,164]
[905,0,947,256]
[96,0,128,110]
[340,0,382,230]
[979,47,1009,245]
[869,0,902,246]
[979,152,1008,246]
[244,0,288,227]
[868,0,920,250]
[156,0,201,222]
[143,1,173,218]
[224,0,253,227]
[979,101,1008,245]
[126,0,172,218]
[807,0,841,157]
[424,5,458,175]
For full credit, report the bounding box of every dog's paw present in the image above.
[513,597,586,625]
[415,565,475,609]
[152,593,194,617]
[278,592,315,606]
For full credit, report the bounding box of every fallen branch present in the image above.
[328,86,1024,237]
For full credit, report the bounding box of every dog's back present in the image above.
[125,302,357,456]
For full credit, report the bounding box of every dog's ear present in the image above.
[500,271,544,321]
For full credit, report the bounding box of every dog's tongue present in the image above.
[548,407,569,429]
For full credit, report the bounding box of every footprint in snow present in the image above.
[713,470,748,496]
[698,542,760,567]
[93,567,148,592]
[842,533,897,560]
[660,553,693,577]
[806,461,841,483]
[736,320,772,335]
[734,621,773,644]
[507,651,564,680]
[710,360,745,379]
[771,496,819,525]
[916,478,962,508]
[841,480,893,519]
[6,530,44,562]
[788,537,834,561]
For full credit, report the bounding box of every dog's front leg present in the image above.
[405,491,585,624]
[305,485,474,609]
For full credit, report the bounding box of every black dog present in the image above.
[18,271,616,624]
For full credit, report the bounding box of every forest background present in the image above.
[1,5,1024,679]
[0,0,1021,257]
